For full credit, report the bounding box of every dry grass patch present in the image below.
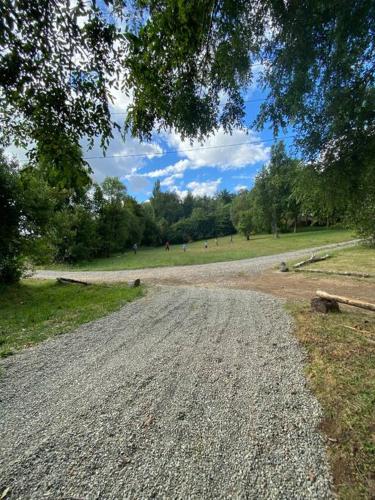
[288,303,375,499]
[299,245,375,276]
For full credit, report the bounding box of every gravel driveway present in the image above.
[0,286,332,499]
[35,239,358,286]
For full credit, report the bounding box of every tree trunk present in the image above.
[272,220,279,238]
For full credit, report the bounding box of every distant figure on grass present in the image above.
[165,241,170,251]
[215,238,218,246]
[182,243,187,252]
[230,235,233,243]
[133,243,138,255]
[204,240,208,249]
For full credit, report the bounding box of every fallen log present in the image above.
[316,290,375,312]
[293,254,330,269]
[295,269,372,278]
[57,277,89,286]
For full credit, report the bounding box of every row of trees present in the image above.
[230,142,347,240]
[1,148,150,282]
[150,182,235,243]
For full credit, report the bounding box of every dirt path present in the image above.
[0,287,332,499]
[34,240,358,286]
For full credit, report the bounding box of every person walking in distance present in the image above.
[133,243,138,255]
[182,243,187,252]
[215,238,218,246]
[204,240,208,249]
[165,241,170,251]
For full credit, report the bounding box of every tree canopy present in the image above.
[2,1,374,166]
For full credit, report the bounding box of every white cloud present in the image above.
[186,178,222,197]
[160,173,183,187]
[89,135,163,181]
[146,159,191,178]
[164,178,222,200]
[170,187,189,199]
[109,84,133,115]
[165,127,270,170]
[234,184,248,193]
[113,140,163,163]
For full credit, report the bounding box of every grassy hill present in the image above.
[48,228,354,272]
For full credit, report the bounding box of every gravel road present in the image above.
[0,286,332,499]
[35,239,358,286]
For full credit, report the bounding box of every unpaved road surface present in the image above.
[0,287,331,499]
[35,240,358,286]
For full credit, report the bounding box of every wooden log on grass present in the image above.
[57,277,89,286]
[316,290,375,312]
[295,269,372,278]
[293,254,330,269]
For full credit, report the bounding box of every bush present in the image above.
[0,256,25,284]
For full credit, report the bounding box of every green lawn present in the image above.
[0,281,143,358]
[48,228,354,271]
[289,303,375,499]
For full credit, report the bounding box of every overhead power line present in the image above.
[83,135,296,160]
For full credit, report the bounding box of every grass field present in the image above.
[0,281,143,358]
[48,228,354,271]
[289,303,375,499]
[304,245,375,274]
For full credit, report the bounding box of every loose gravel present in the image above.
[0,286,332,499]
[34,239,359,286]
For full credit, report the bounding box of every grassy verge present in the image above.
[288,303,375,499]
[46,228,354,271]
[0,280,143,358]
[303,245,375,274]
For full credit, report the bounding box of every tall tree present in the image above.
[150,180,183,225]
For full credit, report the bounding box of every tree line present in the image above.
[3,139,369,284]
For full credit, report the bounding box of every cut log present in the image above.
[311,297,340,313]
[57,277,89,286]
[295,269,372,278]
[293,254,330,269]
[316,290,375,312]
